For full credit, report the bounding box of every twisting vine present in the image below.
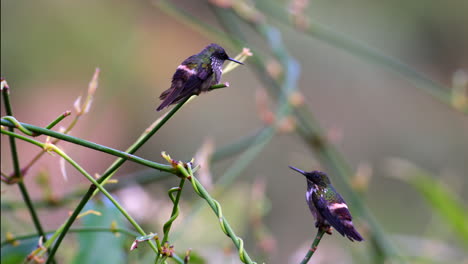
[162,152,257,264]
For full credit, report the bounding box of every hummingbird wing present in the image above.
[312,191,364,242]
[174,63,213,101]
[157,64,194,111]
[158,75,201,110]
[157,62,214,111]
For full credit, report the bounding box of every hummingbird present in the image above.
[289,166,364,242]
[156,43,243,111]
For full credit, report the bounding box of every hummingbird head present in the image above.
[204,43,244,65]
[289,166,331,187]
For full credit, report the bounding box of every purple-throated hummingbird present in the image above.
[156,43,243,111]
[289,166,364,242]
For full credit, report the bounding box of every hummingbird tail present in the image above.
[157,86,183,111]
[344,226,364,242]
[156,100,171,111]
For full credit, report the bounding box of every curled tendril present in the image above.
[168,155,256,264]
[163,187,182,236]
[1,116,35,136]
[237,237,245,262]
[212,199,248,263]
[213,200,226,233]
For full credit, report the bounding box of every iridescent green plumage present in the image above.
[289,166,364,242]
[156,43,243,111]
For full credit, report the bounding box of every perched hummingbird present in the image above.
[156,43,243,111]
[289,166,364,242]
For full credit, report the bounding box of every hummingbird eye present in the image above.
[215,51,228,59]
[212,51,230,62]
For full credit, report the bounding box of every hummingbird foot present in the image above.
[316,222,333,235]
[322,225,333,235]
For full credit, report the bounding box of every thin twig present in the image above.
[1,227,140,247]
[300,229,326,264]
[44,110,72,130]
[0,129,161,261]
[20,69,100,175]
[44,91,197,263]
[0,127,269,211]
[0,118,176,173]
[1,82,52,262]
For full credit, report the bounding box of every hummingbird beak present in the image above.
[227,57,244,65]
[289,166,306,175]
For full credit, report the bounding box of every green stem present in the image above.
[0,118,176,173]
[94,94,193,190]
[177,163,256,264]
[45,188,94,261]
[44,111,71,130]
[1,85,50,260]
[210,5,405,263]
[162,178,185,245]
[2,116,35,136]
[54,147,156,243]
[156,179,185,263]
[1,126,269,211]
[38,140,159,261]
[94,86,227,192]
[207,83,227,90]
[44,94,194,262]
[1,169,173,210]
[0,129,160,261]
[299,229,326,264]
[2,89,22,180]
[162,127,275,243]
[17,182,47,236]
[1,227,140,247]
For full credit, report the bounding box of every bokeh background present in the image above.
[1,0,467,263]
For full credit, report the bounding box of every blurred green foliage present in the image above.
[72,201,126,264]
